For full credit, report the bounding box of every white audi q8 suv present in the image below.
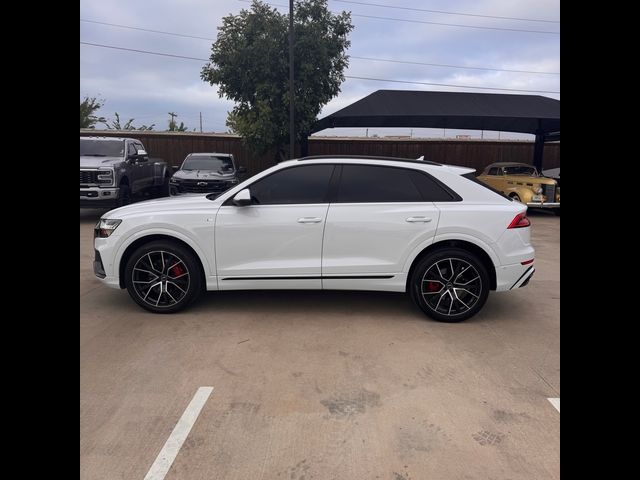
[93,156,535,322]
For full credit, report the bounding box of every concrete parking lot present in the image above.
[80,208,559,480]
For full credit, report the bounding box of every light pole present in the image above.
[289,0,295,159]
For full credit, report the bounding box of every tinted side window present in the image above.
[488,167,499,175]
[409,171,456,201]
[127,143,137,156]
[249,165,335,205]
[336,165,422,203]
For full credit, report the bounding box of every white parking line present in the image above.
[547,397,560,412]
[144,387,214,480]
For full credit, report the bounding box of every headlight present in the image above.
[94,218,122,238]
[97,169,114,184]
[533,186,543,194]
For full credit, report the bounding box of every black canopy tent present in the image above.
[308,90,560,170]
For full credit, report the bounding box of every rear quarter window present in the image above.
[462,172,512,201]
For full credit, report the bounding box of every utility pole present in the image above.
[366,128,368,138]
[481,130,484,139]
[410,129,413,139]
[288,0,295,159]
[199,112,203,133]
[168,112,177,131]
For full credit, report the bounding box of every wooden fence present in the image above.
[80,130,560,175]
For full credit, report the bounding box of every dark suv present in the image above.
[169,153,246,196]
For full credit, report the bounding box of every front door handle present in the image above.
[406,216,432,223]
[297,217,322,224]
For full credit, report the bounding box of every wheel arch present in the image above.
[118,234,206,290]
[508,188,532,202]
[406,239,497,292]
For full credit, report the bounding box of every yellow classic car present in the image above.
[477,162,560,215]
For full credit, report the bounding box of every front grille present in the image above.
[543,184,556,202]
[177,180,230,193]
[80,170,99,186]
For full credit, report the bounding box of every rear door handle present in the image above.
[297,217,322,224]
[406,216,432,223]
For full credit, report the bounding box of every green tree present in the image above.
[201,0,353,160]
[80,96,106,129]
[103,112,155,131]
[167,112,189,132]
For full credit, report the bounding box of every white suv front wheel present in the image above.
[124,240,202,313]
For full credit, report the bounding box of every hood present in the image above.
[80,156,123,168]
[172,169,236,180]
[104,194,218,219]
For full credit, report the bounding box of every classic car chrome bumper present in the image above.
[526,202,560,208]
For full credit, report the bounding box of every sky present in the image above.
[80,0,559,140]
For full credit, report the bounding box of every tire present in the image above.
[124,240,202,313]
[154,176,171,198]
[409,248,490,322]
[117,184,131,207]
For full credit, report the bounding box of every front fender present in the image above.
[505,187,533,202]
[113,224,215,277]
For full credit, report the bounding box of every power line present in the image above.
[345,75,559,94]
[81,19,560,75]
[237,1,559,34]
[80,41,560,94]
[351,56,559,75]
[80,41,207,61]
[80,19,213,40]
[330,0,560,24]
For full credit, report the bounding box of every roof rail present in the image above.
[297,155,442,166]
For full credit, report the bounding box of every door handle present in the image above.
[297,217,322,224]
[406,216,432,223]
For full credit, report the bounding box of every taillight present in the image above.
[508,213,531,229]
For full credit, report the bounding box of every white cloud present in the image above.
[80,0,559,137]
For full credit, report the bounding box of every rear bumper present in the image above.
[526,202,560,208]
[510,265,535,289]
[495,262,535,291]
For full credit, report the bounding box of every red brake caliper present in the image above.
[426,281,441,292]
[170,264,185,277]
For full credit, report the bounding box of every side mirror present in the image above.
[237,165,247,174]
[232,188,252,206]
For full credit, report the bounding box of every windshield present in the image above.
[503,166,538,176]
[80,139,126,157]
[182,155,234,172]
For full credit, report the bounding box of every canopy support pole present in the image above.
[533,132,545,172]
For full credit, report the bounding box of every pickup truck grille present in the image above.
[543,184,556,202]
[80,170,99,186]
[177,180,230,193]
